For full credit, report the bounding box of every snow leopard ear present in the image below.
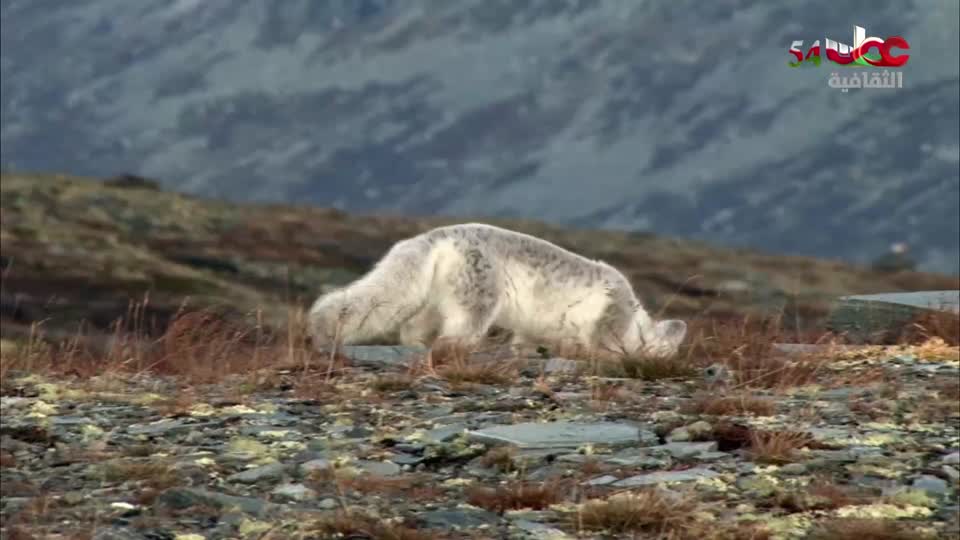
[655,319,687,348]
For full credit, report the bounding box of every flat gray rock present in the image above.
[339,345,427,367]
[466,421,651,449]
[612,467,720,487]
[827,290,959,344]
[912,474,950,496]
[227,463,287,484]
[841,291,960,313]
[651,441,719,459]
[355,459,402,476]
[543,358,579,374]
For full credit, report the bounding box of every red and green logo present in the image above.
[789,25,910,68]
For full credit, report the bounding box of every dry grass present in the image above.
[417,338,519,386]
[773,479,875,512]
[466,479,567,514]
[895,309,960,346]
[0,449,16,468]
[746,429,814,464]
[98,459,182,505]
[679,314,832,390]
[682,392,776,416]
[370,373,415,393]
[479,446,517,473]
[574,489,704,537]
[303,511,438,540]
[617,352,700,380]
[0,302,321,393]
[305,468,444,502]
[806,518,935,540]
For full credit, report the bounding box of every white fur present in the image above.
[307,223,687,356]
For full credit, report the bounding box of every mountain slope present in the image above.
[2,0,957,272]
[2,173,957,345]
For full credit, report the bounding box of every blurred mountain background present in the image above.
[2,0,958,273]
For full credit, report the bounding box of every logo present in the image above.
[788,25,910,68]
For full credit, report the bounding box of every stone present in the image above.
[270,483,316,502]
[666,427,691,442]
[300,459,332,474]
[941,466,960,483]
[466,421,651,449]
[780,463,808,475]
[318,498,338,510]
[227,463,287,484]
[942,452,960,465]
[584,475,618,486]
[605,455,669,468]
[911,474,950,496]
[827,290,959,344]
[421,424,466,444]
[737,476,779,497]
[652,442,718,460]
[156,488,273,516]
[703,363,732,386]
[696,451,731,462]
[612,467,720,487]
[686,421,713,439]
[339,346,427,368]
[512,520,575,539]
[420,508,500,529]
[355,459,401,476]
[543,358,579,374]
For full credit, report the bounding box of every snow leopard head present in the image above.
[638,319,687,357]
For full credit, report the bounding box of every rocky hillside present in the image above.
[1,173,957,344]
[1,0,957,273]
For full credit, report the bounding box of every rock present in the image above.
[696,451,731,462]
[91,529,143,540]
[421,424,466,444]
[780,463,808,475]
[942,466,960,483]
[911,474,950,496]
[227,463,287,484]
[318,498,338,510]
[686,421,712,439]
[126,419,194,436]
[666,427,691,442]
[300,459,332,474]
[605,455,669,468]
[943,452,960,465]
[339,345,427,368]
[737,476,779,497]
[389,453,424,466]
[653,442,718,459]
[466,421,651,449]
[772,343,860,356]
[827,290,959,344]
[270,483,316,502]
[543,358,579,374]
[583,474,618,486]
[612,467,720,487]
[703,364,731,386]
[156,488,273,516]
[420,508,501,530]
[355,459,401,476]
[512,519,575,539]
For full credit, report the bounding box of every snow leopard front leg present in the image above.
[437,247,502,346]
[398,307,440,347]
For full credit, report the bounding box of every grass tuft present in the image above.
[574,489,703,536]
[806,518,935,540]
[466,479,567,514]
